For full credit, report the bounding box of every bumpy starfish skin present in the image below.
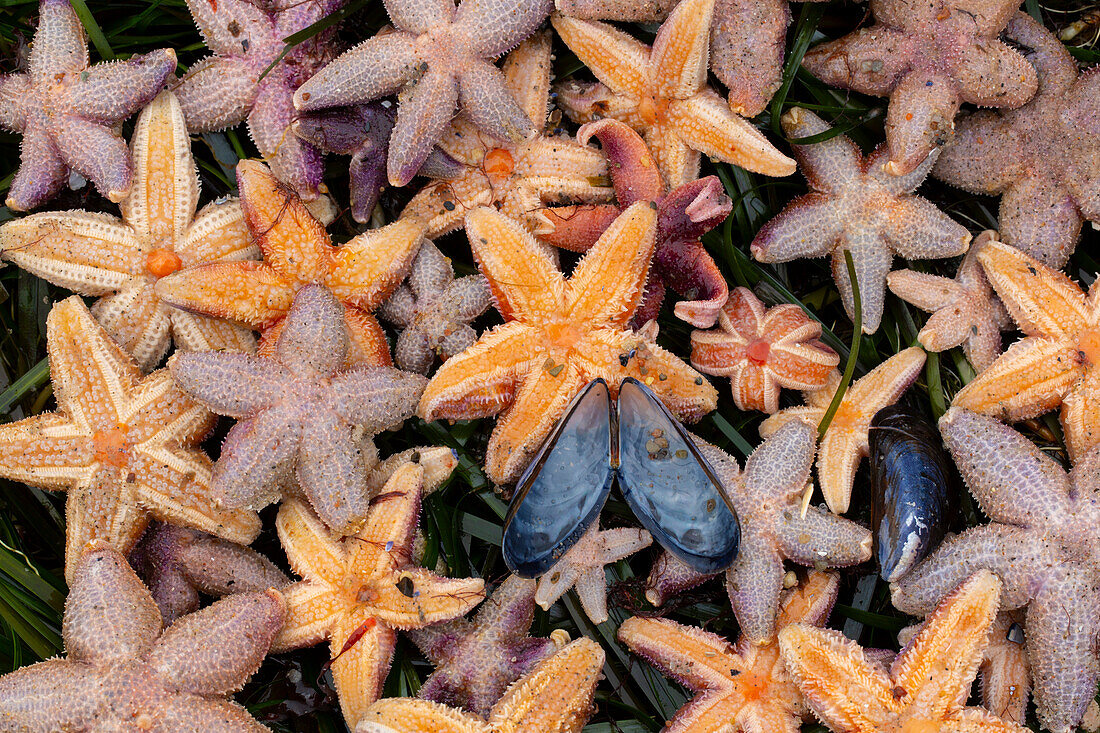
[354,637,605,733]
[551,0,796,188]
[886,230,1011,372]
[272,461,486,728]
[156,160,426,366]
[751,107,972,334]
[0,546,285,731]
[801,0,1039,176]
[0,0,176,210]
[537,118,732,328]
[933,14,1100,267]
[0,91,257,371]
[951,239,1100,461]
[0,296,259,581]
[169,285,427,535]
[417,204,718,484]
[621,571,839,733]
[892,408,1100,733]
[293,0,553,187]
[781,570,1026,733]
[691,287,839,413]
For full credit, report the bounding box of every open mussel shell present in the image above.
[616,378,739,574]
[503,379,615,577]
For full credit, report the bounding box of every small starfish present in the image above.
[801,0,1039,176]
[407,574,570,717]
[933,13,1100,268]
[886,230,1011,372]
[156,159,426,366]
[417,204,718,484]
[690,286,839,413]
[551,0,796,188]
[272,460,486,728]
[536,117,732,328]
[750,107,972,334]
[534,521,652,625]
[892,407,1100,733]
[0,296,260,581]
[0,91,257,371]
[169,284,427,535]
[378,240,492,375]
[0,546,285,731]
[355,637,606,733]
[759,347,926,514]
[951,238,1100,461]
[781,569,1027,733]
[293,0,553,187]
[621,571,840,733]
[0,0,176,210]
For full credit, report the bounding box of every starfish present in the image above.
[0,0,176,211]
[620,571,840,733]
[781,569,1027,733]
[933,13,1100,268]
[534,521,652,625]
[378,241,492,375]
[417,204,718,484]
[0,545,285,731]
[951,238,1100,461]
[354,637,605,733]
[169,284,427,535]
[0,91,257,371]
[690,286,839,413]
[0,296,260,581]
[750,107,972,334]
[272,460,486,728]
[155,159,426,366]
[886,230,1011,372]
[536,117,732,328]
[551,0,796,189]
[891,407,1100,733]
[801,0,1039,176]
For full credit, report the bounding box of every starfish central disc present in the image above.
[146,249,183,278]
[92,425,132,468]
[637,95,670,125]
[545,320,584,351]
[746,339,770,366]
[483,148,515,183]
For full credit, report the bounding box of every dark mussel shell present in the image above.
[616,378,739,574]
[869,405,960,582]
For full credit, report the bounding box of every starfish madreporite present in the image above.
[0,0,176,211]
[750,107,972,334]
[272,460,486,728]
[0,91,257,371]
[801,0,1039,177]
[155,159,427,367]
[417,204,718,484]
[293,0,553,187]
[932,13,1100,268]
[0,546,285,731]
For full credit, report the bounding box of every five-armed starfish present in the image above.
[801,0,1039,176]
[418,204,718,484]
[751,107,972,334]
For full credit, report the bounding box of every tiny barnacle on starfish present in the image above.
[0,0,176,210]
[801,0,1039,176]
[0,91,257,371]
[751,107,972,334]
[0,546,285,731]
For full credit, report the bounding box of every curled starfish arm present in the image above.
[168,352,291,419]
[328,218,425,308]
[213,404,303,508]
[749,193,843,262]
[955,40,1038,108]
[777,505,873,568]
[294,34,419,112]
[175,56,258,133]
[155,261,296,328]
[271,582,344,651]
[0,659,100,730]
[458,62,536,144]
[883,70,961,176]
[726,534,785,643]
[328,368,426,432]
[52,115,135,203]
[330,607,399,727]
[6,125,68,211]
[550,15,650,98]
[619,616,738,691]
[388,72,461,188]
[295,410,373,534]
[645,549,714,606]
[882,197,971,260]
[359,699,488,732]
[579,119,663,205]
[667,92,797,177]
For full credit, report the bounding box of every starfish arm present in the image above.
[534,562,581,610]
[846,345,926,416]
[294,33,418,111]
[168,352,291,418]
[976,240,1090,337]
[881,197,971,260]
[348,462,424,574]
[458,62,536,144]
[174,56,257,133]
[155,261,296,328]
[295,409,373,535]
[1062,369,1100,463]
[408,240,455,296]
[816,425,866,515]
[51,115,134,203]
[267,285,348,379]
[387,70,460,187]
[726,534,785,644]
[999,176,1083,268]
[618,616,737,691]
[0,414,94,490]
[768,341,839,392]
[668,92,796,177]
[393,328,434,374]
[276,500,347,585]
[644,549,715,606]
[347,149,389,224]
[5,122,68,211]
[0,74,30,131]
[271,581,344,651]
[442,275,493,321]
[181,198,256,264]
[709,0,789,118]
[948,708,1031,732]
[977,613,1030,725]
[577,119,661,206]
[831,233,892,334]
[248,75,325,199]
[885,269,963,314]
[932,110,1024,195]
[358,699,488,733]
[330,607,399,727]
[365,569,486,630]
[474,574,539,643]
[27,0,88,79]
[503,32,552,126]
[213,405,302,509]
[182,0,271,56]
[643,122,700,189]
[328,368,426,432]
[757,405,826,440]
[599,527,653,561]
[780,108,863,191]
[739,706,803,733]
[649,0,714,99]
[176,533,289,597]
[169,310,257,358]
[955,39,1038,108]
[453,0,552,57]
[61,49,176,123]
[777,505,873,568]
[487,638,604,731]
[381,0,454,33]
[801,26,914,96]
[749,193,843,262]
[151,696,270,733]
[327,217,425,308]
[379,286,416,328]
[0,659,101,731]
[658,239,730,329]
[550,14,651,98]
[883,70,962,176]
[743,419,815,501]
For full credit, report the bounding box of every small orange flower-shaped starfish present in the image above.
[156,160,426,366]
[418,204,718,484]
[551,0,796,188]
[691,287,839,413]
[0,91,257,371]
[272,460,485,728]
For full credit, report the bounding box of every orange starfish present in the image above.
[155,160,426,366]
[952,238,1100,461]
[0,296,259,581]
[417,204,717,484]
